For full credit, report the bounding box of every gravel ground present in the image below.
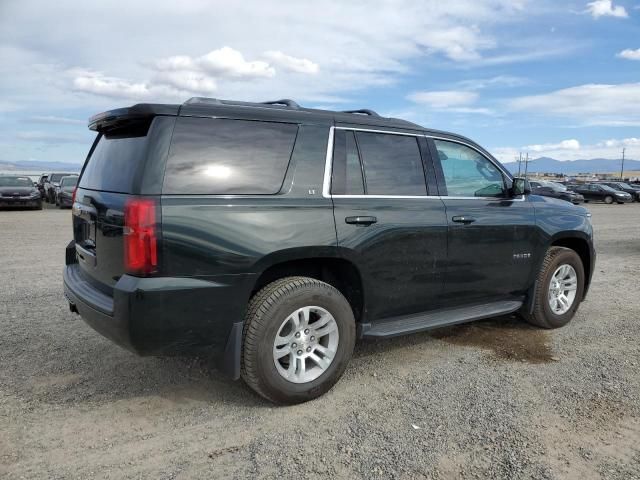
[1,203,639,479]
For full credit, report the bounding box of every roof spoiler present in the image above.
[88,104,179,132]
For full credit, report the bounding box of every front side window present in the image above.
[434,139,505,198]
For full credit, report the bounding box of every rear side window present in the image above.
[163,117,298,195]
[354,132,426,195]
[79,132,148,193]
[331,130,364,195]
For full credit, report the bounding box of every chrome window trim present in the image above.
[322,125,525,201]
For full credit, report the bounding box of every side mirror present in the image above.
[511,177,531,196]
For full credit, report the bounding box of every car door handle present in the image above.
[345,216,377,226]
[451,215,476,224]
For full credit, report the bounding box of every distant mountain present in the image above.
[0,160,82,173]
[503,157,640,175]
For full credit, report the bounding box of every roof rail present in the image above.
[261,99,300,109]
[183,97,222,105]
[342,109,380,117]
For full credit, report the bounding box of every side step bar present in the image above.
[361,300,523,338]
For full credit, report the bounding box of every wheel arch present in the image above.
[250,253,365,325]
[549,234,593,294]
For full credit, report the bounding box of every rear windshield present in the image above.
[0,176,32,187]
[79,131,148,193]
[163,117,298,195]
[49,173,72,183]
[61,176,78,187]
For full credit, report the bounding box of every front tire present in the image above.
[241,276,356,404]
[604,195,613,204]
[521,247,585,329]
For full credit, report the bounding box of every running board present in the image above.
[361,300,523,338]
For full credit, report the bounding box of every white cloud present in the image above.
[586,0,628,18]
[492,137,639,162]
[617,48,640,60]
[524,139,581,152]
[457,75,530,90]
[508,82,640,125]
[152,71,217,95]
[72,70,185,100]
[195,47,275,78]
[26,115,84,125]
[407,90,478,108]
[263,51,319,74]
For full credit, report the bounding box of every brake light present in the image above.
[124,198,158,275]
[71,187,77,205]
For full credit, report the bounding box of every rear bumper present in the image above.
[63,254,255,379]
[59,195,73,207]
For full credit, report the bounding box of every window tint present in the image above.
[355,132,426,195]
[434,140,505,198]
[164,117,298,195]
[79,132,148,193]
[331,130,364,195]
[49,173,71,183]
[0,176,32,187]
[60,176,78,187]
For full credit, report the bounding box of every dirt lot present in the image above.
[1,203,639,479]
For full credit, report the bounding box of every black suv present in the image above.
[55,175,78,208]
[44,172,76,203]
[63,98,595,404]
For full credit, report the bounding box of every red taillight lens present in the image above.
[71,187,77,205]
[124,198,158,275]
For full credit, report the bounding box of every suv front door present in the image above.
[429,138,537,305]
[328,127,448,322]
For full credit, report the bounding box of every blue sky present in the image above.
[0,0,638,165]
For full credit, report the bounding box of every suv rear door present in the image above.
[73,115,175,293]
[428,137,537,304]
[328,126,447,321]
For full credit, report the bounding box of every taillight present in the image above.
[71,187,77,205]
[124,198,158,275]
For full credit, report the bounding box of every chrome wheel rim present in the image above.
[273,306,339,384]
[548,264,578,315]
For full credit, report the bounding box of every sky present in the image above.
[0,0,638,165]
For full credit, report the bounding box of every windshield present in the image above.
[542,181,567,192]
[0,176,33,187]
[617,182,633,188]
[60,176,78,187]
[600,185,618,193]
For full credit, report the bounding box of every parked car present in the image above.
[55,175,78,208]
[64,98,596,404]
[36,174,48,199]
[568,183,632,204]
[599,182,640,202]
[44,172,76,203]
[529,180,584,204]
[0,175,42,209]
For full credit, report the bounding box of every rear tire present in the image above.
[241,276,356,404]
[521,247,585,329]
